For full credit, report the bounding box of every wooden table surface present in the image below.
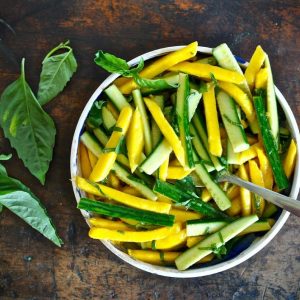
[0,1,299,299]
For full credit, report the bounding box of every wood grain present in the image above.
[0,0,299,299]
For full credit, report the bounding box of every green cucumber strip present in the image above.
[176,73,194,168]
[102,106,116,131]
[212,43,251,97]
[217,91,249,153]
[265,55,279,144]
[190,123,214,172]
[188,89,202,121]
[238,220,271,235]
[78,198,174,227]
[253,95,288,190]
[186,219,228,236]
[194,161,231,210]
[105,84,130,111]
[175,215,258,270]
[153,180,231,220]
[262,203,278,218]
[226,139,239,165]
[196,56,217,65]
[132,89,152,155]
[151,95,164,148]
[139,139,172,175]
[192,112,224,171]
[93,128,109,145]
[80,131,102,157]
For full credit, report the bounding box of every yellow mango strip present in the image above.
[246,134,258,145]
[90,106,133,182]
[143,229,187,250]
[239,164,252,216]
[256,147,273,190]
[283,139,297,179]
[218,81,255,122]
[114,76,130,87]
[76,177,171,213]
[144,98,186,168]
[186,236,205,248]
[122,186,142,197]
[108,172,121,189]
[166,166,193,180]
[249,160,265,216]
[169,62,245,84]
[119,42,198,94]
[227,185,240,200]
[128,249,181,265]
[201,189,212,202]
[238,220,273,236]
[159,155,169,181]
[244,45,266,90]
[170,208,202,223]
[89,223,180,242]
[238,143,260,164]
[255,68,268,89]
[226,197,241,217]
[106,101,119,120]
[126,108,144,173]
[79,143,92,178]
[87,149,98,168]
[203,83,222,156]
[89,217,133,231]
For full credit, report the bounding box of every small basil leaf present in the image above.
[0,163,7,176]
[0,190,63,246]
[37,41,77,106]
[0,59,56,184]
[86,100,106,128]
[133,74,175,90]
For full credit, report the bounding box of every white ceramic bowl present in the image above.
[70,45,300,278]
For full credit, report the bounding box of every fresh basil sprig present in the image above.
[37,40,77,106]
[0,159,63,246]
[94,50,175,89]
[0,59,56,184]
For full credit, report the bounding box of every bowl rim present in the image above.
[70,45,300,278]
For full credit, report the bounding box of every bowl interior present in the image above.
[70,46,300,278]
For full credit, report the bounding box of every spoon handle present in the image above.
[220,174,300,217]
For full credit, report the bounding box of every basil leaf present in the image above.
[133,74,175,90]
[0,163,7,176]
[86,100,106,128]
[94,50,144,76]
[37,41,77,105]
[0,191,63,246]
[0,153,12,161]
[0,59,56,184]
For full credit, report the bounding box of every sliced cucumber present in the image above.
[188,89,202,121]
[176,73,194,168]
[190,123,214,172]
[212,43,251,97]
[226,139,239,165]
[78,198,174,227]
[217,91,249,153]
[93,128,109,145]
[154,180,231,220]
[102,106,116,131]
[175,215,259,270]
[132,89,152,155]
[186,219,228,236]
[265,54,279,144]
[139,139,172,175]
[194,161,231,211]
[253,95,288,190]
[192,112,224,171]
[105,84,130,111]
[80,131,102,157]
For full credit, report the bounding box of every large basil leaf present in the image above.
[0,59,56,184]
[37,41,77,106]
[0,190,62,246]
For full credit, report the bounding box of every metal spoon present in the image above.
[216,172,300,217]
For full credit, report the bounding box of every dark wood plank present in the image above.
[0,0,299,299]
